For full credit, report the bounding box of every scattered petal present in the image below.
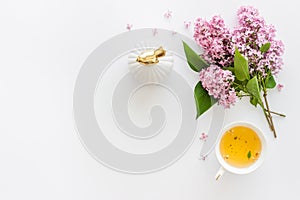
[164,10,172,19]
[199,154,207,161]
[184,21,191,29]
[199,132,208,141]
[277,83,284,92]
[172,30,177,35]
[152,28,158,36]
[126,24,133,31]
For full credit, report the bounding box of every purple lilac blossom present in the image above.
[199,65,237,108]
[194,6,284,108]
[194,16,234,67]
[233,6,284,76]
[194,6,284,76]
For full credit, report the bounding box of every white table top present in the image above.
[1,0,299,199]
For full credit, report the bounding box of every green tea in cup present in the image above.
[219,125,262,168]
[215,122,266,180]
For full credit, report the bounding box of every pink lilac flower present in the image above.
[233,6,285,76]
[199,133,208,141]
[199,65,237,108]
[194,16,234,67]
[126,24,133,31]
[152,28,158,36]
[199,154,207,161]
[184,21,191,29]
[193,6,284,107]
[277,83,284,92]
[164,10,172,19]
[258,40,285,75]
[194,6,284,77]
[237,6,264,28]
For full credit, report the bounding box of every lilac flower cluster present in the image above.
[194,16,233,67]
[194,6,284,108]
[199,65,237,108]
[233,6,284,76]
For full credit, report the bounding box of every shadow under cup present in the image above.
[215,122,267,175]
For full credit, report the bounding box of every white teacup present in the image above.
[215,122,267,180]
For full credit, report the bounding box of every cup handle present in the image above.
[215,167,225,180]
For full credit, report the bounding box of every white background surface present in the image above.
[1,0,300,199]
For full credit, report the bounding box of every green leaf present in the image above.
[260,42,271,53]
[266,75,276,89]
[234,48,250,81]
[246,76,262,106]
[250,96,258,107]
[194,81,216,119]
[183,41,209,72]
[247,151,252,159]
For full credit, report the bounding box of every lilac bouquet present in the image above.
[183,6,285,138]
